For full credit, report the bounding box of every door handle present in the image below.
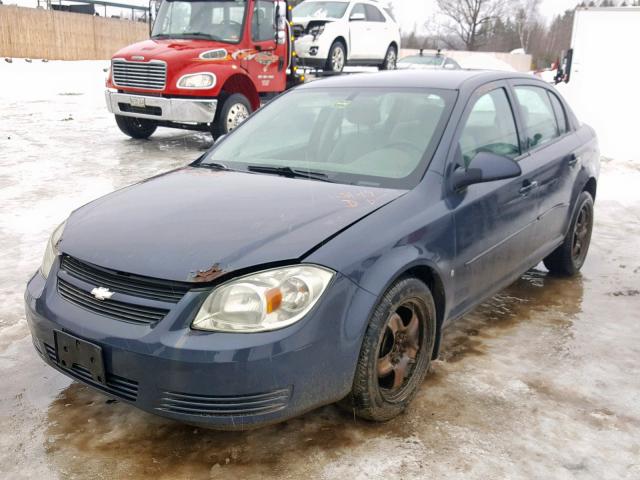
[567,153,579,167]
[519,181,538,195]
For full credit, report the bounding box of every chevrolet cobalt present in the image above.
[26,70,599,429]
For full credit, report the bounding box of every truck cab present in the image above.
[105,0,294,139]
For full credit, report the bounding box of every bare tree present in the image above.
[436,0,505,51]
[513,0,541,53]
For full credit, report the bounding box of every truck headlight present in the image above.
[192,265,334,333]
[177,73,216,89]
[41,221,66,279]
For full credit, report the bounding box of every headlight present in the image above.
[177,73,216,89]
[192,265,334,333]
[41,221,66,279]
[310,25,325,39]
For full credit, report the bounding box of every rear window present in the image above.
[514,86,559,149]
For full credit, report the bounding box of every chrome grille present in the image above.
[112,59,166,90]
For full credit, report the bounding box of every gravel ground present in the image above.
[1,61,639,480]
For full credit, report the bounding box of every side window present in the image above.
[350,3,366,19]
[548,92,569,135]
[459,88,520,167]
[364,4,386,22]
[514,86,559,149]
[252,0,275,42]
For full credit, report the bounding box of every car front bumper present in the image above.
[25,263,375,429]
[105,90,218,124]
[294,35,330,66]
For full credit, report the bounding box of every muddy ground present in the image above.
[1,61,639,479]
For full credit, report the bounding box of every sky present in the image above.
[391,0,580,33]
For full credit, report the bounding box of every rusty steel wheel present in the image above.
[377,302,422,398]
[343,277,436,422]
[544,190,594,276]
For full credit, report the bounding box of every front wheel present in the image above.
[543,191,594,276]
[325,41,346,73]
[379,45,397,70]
[114,115,157,139]
[342,277,436,422]
[210,93,252,138]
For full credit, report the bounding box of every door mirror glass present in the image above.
[349,12,365,21]
[452,152,522,191]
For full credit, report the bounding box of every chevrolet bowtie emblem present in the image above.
[91,287,114,301]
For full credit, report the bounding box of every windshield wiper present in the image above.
[196,162,243,173]
[247,165,333,182]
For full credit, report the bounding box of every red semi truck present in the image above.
[105,0,301,139]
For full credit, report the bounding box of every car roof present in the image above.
[299,69,538,91]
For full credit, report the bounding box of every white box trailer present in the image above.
[559,7,640,162]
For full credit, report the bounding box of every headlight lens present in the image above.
[177,73,216,89]
[41,221,66,278]
[192,265,334,333]
[310,25,325,39]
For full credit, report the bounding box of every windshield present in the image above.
[399,55,444,66]
[201,87,456,189]
[152,0,247,43]
[293,1,348,19]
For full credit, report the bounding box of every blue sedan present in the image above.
[25,70,599,429]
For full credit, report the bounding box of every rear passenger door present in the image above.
[510,82,584,257]
[448,82,541,316]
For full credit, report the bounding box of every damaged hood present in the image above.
[60,167,405,282]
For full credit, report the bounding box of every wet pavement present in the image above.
[1,61,639,479]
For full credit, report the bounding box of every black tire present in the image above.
[544,191,594,276]
[210,93,252,138]
[342,277,436,422]
[114,115,157,139]
[325,41,346,73]
[379,44,397,70]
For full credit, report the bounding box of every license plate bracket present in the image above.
[129,96,146,108]
[54,331,106,385]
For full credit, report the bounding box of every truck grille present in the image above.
[112,59,166,90]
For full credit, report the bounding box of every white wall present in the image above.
[561,8,640,162]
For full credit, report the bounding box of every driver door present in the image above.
[447,82,541,316]
[246,0,285,92]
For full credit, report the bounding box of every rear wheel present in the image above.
[210,93,252,138]
[114,115,157,139]
[325,41,346,73]
[543,191,594,276]
[379,45,397,70]
[342,277,436,421]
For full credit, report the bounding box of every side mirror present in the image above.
[444,62,456,70]
[349,12,366,21]
[451,151,521,191]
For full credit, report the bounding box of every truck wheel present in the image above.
[543,191,594,276]
[325,41,346,73]
[114,115,157,139]
[379,45,397,70]
[341,277,436,422]
[211,93,252,138]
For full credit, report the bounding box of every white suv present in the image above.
[292,0,401,72]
